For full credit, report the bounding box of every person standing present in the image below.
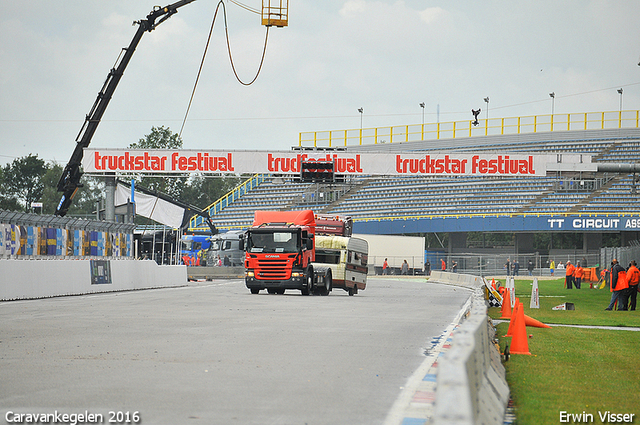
[505,258,511,276]
[549,259,555,277]
[626,260,639,311]
[383,258,389,275]
[401,260,409,275]
[606,259,629,310]
[441,258,446,271]
[425,259,431,276]
[527,259,534,276]
[574,262,584,289]
[565,261,576,289]
[513,260,520,276]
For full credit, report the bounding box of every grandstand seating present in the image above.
[201,128,640,231]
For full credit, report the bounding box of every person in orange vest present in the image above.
[574,262,584,289]
[565,261,576,289]
[441,258,446,271]
[382,258,389,275]
[626,260,639,311]
[606,259,629,310]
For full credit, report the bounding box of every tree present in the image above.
[42,163,104,216]
[0,165,22,211]
[126,126,186,199]
[40,164,64,215]
[2,154,46,212]
[181,174,243,210]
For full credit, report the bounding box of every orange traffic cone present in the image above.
[500,289,512,319]
[505,298,520,337]
[510,302,531,355]
[524,314,551,329]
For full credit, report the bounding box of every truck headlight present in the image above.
[246,271,255,277]
[291,272,302,278]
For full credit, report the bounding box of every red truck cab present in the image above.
[244,210,331,295]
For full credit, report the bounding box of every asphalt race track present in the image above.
[0,277,470,425]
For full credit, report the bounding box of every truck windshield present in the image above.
[181,240,201,252]
[248,231,298,253]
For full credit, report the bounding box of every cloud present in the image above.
[419,7,447,25]
[340,0,367,17]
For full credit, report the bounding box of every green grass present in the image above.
[488,278,640,424]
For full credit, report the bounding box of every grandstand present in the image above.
[193,128,640,227]
[188,125,640,274]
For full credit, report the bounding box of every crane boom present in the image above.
[55,0,197,216]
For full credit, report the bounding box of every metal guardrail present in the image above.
[188,173,268,231]
[0,210,135,233]
[300,110,640,148]
[1,210,135,259]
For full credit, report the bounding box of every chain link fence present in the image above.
[371,252,603,277]
[600,242,640,269]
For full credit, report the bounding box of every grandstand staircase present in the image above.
[566,176,620,214]
[316,177,374,214]
[592,141,621,161]
[517,188,555,213]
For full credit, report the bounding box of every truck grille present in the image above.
[256,258,291,280]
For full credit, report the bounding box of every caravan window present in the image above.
[315,250,341,264]
[348,250,368,266]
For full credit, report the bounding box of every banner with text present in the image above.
[82,149,553,177]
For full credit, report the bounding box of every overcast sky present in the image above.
[2,0,640,167]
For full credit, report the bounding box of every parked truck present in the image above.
[206,230,245,266]
[244,210,364,295]
[180,234,210,265]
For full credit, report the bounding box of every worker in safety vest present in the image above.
[626,260,639,311]
[606,259,629,310]
[565,261,576,289]
[574,262,584,289]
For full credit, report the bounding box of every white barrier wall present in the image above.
[428,272,510,425]
[0,259,187,301]
[428,270,484,290]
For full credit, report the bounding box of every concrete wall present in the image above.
[0,259,187,301]
[428,272,510,425]
[186,266,245,280]
[428,270,485,290]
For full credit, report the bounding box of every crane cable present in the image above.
[228,0,260,14]
[179,0,270,137]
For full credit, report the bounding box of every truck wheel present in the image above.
[348,286,354,296]
[320,270,331,296]
[250,288,260,294]
[301,268,313,295]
